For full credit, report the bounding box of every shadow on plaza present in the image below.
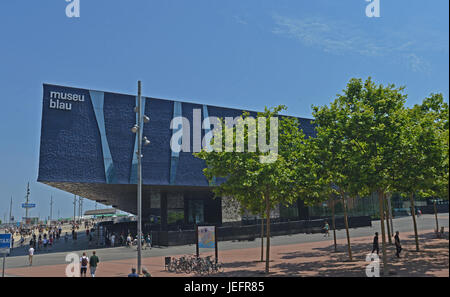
[278,231,448,277]
[210,231,448,277]
[222,260,261,269]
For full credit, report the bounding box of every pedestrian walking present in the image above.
[146,234,152,249]
[371,232,379,255]
[323,221,330,237]
[394,231,402,258]
[80,252,89,277]
[28,245,34,266]
[38,235,42,251]
[126,234,132,247]
[43,237,48,251]
[89,251,100,277]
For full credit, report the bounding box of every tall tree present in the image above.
[409,94,449,236]
[304,130,342,252]
[313,77,407,276]
[311,95,367,261]
[341,78,406,275]
[391,95,446,251]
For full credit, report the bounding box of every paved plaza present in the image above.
[3,214,448,277]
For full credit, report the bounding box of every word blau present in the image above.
[49,91,85,111]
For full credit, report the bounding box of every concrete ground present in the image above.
[2,214,448,277]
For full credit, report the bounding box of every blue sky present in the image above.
[0,0,448,221]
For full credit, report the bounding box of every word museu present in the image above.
[49,91,85,111]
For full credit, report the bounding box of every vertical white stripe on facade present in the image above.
[89,90,115,184]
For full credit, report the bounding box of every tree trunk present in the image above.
[387,193,394,235]
[330,196,337,252]
[265,192,271,274]
[434,200,439,234]
[384,193,392,245]
[260,214,264,262]
[377,190,388,276]
[340,191,352,261]
[410,192,420,251]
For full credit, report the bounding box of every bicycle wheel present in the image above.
[168,259,176,272]
[217,262,224,273]
[195,262,205,276]
[184,263,192,274]
[175,261,183,273]
[202,263,210,276]
[193,265,201,275]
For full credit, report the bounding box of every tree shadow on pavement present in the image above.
[222,260,260,269]
[274,231,448,277]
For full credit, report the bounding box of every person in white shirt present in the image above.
[28,246,35,266]
[111,234,115,247]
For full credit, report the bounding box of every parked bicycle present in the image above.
[204,256,224,274]
[167,255,224,275]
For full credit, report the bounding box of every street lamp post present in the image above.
[73,195,77,226]
[131,81,150,275]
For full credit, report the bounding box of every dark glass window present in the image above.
[188,200,204,224]
[168,192,184,225]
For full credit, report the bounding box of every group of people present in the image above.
[79,251,100,277]
[27,228,63,265]
[5,223,64,248]
[28,226,62,252]
[106,232,152,249]
[372,231,403,258]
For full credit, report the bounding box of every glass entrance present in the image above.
[188,200,204,224]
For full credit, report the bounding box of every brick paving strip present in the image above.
[5,229,448,277]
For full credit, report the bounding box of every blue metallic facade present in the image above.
[39,84,315,187]
[38,83,315,221]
